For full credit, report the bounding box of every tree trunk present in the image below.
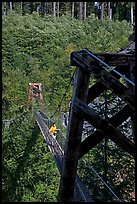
[20,2,22,15]
[30,2,34,14]
[101,2,104,20]
[36,7,39,14]
[57,2,59,17]
[53,2,56,17]
[110,8,112,20]
[49,2,52,15]
[90,2,92,16]
[108,2,111,19]
[41,2,45,17]
[130,2,134,24]
[9,2,13,12]
[79,2,83,20]
[22,2,25,15]
[84,2,87,20]
[3,2,7,16]
[72,2,74,18]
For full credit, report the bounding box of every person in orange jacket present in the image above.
[49,123,59,139]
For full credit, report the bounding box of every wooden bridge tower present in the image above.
[27,82,45,112]
[58,44,135,201]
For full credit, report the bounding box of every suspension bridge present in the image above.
[3,46,135,202]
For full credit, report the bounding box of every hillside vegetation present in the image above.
[2,12,132,117]
[2,12,134,202]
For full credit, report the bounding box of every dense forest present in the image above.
[2,2,135,23]
[2,2,135,202]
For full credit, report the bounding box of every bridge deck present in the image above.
[34,110,94,202]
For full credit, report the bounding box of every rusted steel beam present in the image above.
[73,97,135,158]
[58,68,90,202]
[79,104,132,158]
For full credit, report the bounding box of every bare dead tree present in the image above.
[130,2,134,24]
[108,2,112,20]
[100,2,104,20]
[57,2,60,17]
[79,2,83,20]
[72,2,75,18]
[9,2,13,13]
[3,2,7,16]
[20,2,23,15]
[53,2,56,17]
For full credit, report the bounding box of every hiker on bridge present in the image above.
[49,123,59,139]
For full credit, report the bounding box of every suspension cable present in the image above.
[2,110,28,124]
[49,68,77,119]
[83,48,135,87]
[82,159,122,202]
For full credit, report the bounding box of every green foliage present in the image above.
[2,12,132,115]
[78,93,135,202]
[111,2,135,22]
[2,12,133,202]
[2,112,60,202]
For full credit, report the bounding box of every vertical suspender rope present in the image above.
[104,90,108,184]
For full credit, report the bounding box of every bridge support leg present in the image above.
[129,62,135,141]
[58,67,90,202]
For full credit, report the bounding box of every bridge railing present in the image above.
[37,110,66,151]
[83,48,135,87]
[34,110,94,202]
[35,109,124,202]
